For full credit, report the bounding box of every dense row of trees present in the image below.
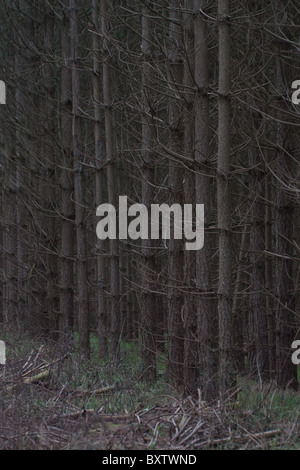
[0,0,299,400]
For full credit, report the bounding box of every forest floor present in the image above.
[0,327,299,450]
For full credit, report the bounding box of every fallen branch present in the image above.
[23,370,50,384]
[199,429,282,447]
[72,385,115,397]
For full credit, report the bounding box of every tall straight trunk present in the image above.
[92,0,108,358]
[141,3,157,381]
[70,0,90,357]
[248,132,269,377]
[247,5,269,378]
[15,0,31,327]
[41,0,59,338]
[60,0,74,341]
[167,0,184,387]
[217,0,235,396]
[232,223,248,372]
[265,164,276,377]
[183,1,198,393]
[194,0,217,400]
[3,141,18,324]
[101,0,120,361]
[0,139,3,322]
[274,1,297,389]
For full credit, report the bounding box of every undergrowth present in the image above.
[0,326,299,449]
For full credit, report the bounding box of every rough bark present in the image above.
[166,0,184,387]
[141,2,157,381]
[217,0,236,397]
[274,1,297,389]
[70,0,90,357]
[101,0,120,362]
[60,0,75,341]
[92,0,108,358]
[41,1,59,338]
[194,0,218,400]
[183,1,198,394]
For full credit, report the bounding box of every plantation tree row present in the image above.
[0,0,299,400]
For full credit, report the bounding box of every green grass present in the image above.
[237,381,300,422]
[1,326,299,449]
[57,331,170,415]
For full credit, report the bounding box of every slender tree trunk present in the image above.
[167,0,184,387]
[15,0,32,328]
[92,0,108,358]
[3,141,18,324]
[0,139,3,323]
[265,164,276,378]
[70,0,90,357]
[60,0,75,342]
[101,0,120,361]
[232,224,247,372]
[248,131,269,377]
[194,0,218,400]
[183,1,198,394]
[42,0,59,339]
[274,1,297,389]
[217,0,235,397]
[246,4,270,378]
[141,2,157,381]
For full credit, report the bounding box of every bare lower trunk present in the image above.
[248,139,269,377]
[167,0,184,387]
[101,0,120,362]
[273,0,297,390]
[183,2,198,394]
[92,0,108,358]
[217,0,235,397]
[3,141,18,324]
[42,1,59,339]
[60,0,74,341]
[70,0,90,357]
[141,3,157,381]
[194,0,217,400]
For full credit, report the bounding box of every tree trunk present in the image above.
[70,0,90,357]
[60,0,75,342]
[101,0,120,362]
[42,0,59,339]
[182,1,198,394]
[217,0,235,397]
[194,0,218,400]
[248,134,269,377]
[274,1,297,389]
[166,0,184,387]
[141,2,157,381]
[92,0,108,358]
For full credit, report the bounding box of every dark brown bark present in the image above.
[42,1,59,339]
[101,0,120,362]
[166,0,184,387]
[182,1,198,394]
[217,0,236,397]
[273,0,297,390]
[194,0,218,400]
[92,0,108,358]
[70,0,90,357]
[248,136,269,377]
[60,0,75,341]
[141,2,157,381]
